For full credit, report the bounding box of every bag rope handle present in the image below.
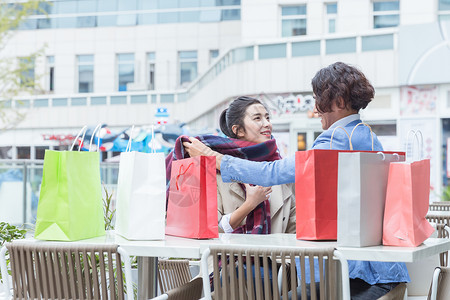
[406,130,423,162]
[330,126,352,150]
[176,162,194,190]
[89,123,102,152]
[125,125,135,153]
[70,125,88,152]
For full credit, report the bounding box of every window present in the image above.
[179,51,197,87]
[117,53,135,91]
[325,3,337,33]
[47,56,54,92]
[439,0,450,21]
[281,5,307,37]
[209,49,219,64]
[17,146,31,159]
[19,57,35,87]
[35,146,49,160]
[77,55,94,93]
[147,52,155,90]
[373,0,399,29]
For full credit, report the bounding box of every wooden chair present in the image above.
[429,202,450,211]
[200,245,350,300]
[429,267,450,300]
[157,259,202,300]
[0,241,134,300]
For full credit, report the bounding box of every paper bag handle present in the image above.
[330,126,352,150]
[349,122,374,151]
[125,125,135,153]
[406,130,423,161]
[70,125,88,151]
[89,123,102,152]
[175,162,194,190]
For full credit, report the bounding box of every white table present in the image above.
[20,232,450,299]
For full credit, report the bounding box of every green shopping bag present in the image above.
[35,125,105,241]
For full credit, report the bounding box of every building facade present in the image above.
[1,0,450,198]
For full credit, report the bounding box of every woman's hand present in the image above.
[183,137,223,169]
[244,183,272,210]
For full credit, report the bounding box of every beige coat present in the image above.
[216,174,296,234]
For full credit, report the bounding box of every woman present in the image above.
[183,62,410,299]
[215,96,295,235]
[166,96,295,235]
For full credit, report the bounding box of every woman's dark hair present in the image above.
[219,96,266,138]
[311,62,375,113]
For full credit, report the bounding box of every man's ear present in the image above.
[336,97,346,110]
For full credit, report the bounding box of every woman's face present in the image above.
[234,104,272,144]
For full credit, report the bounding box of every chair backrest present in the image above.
[0,241,134,300]
[201,246,350,300]
[429,202,450,211]
[426,214,450,226]
[429,267,450,300]
[158,259,192,294]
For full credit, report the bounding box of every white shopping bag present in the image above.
[115,126,166,240]
[337,151,404,247]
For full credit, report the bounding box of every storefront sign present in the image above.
[268,94,315,116]
[42,134,75,145]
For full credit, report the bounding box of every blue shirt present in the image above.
[220,115,410,285]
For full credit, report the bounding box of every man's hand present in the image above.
[183,137,223,170]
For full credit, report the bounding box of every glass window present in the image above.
[158,0,178,9]
[97,15,117,26]
[98,0,118,12]
[292,41,321,57]
[220,0,241,5]
[282,19,306,37]
[326,37,356,54]
[37,2,53,15]
[158,12,178,23]
[281,5,307,37]
[77,16,96,28]
[16,99,30,108]
[55,1,77,14]
[232,46,253,63]
[209,49,219,64]
[439,0,450,10]
[179,11,200,22]
[47,56,55,92]
[179,51,197,87]
[221,9,240,20]
[138,13,157,24]
[18,19,37,30]
[77,55,94,93]
[118,0,137,11]
[362,34,394,51]
[111,96,127,104]
[53,98,68,106]
[373,1,399,29]
[326,3,337,33]
[130,95,147,104]
[117,14,137,26]
[151,94,157,103]
[56,17,77,28]
[71,97,87,106]
[0,147,12,159]
[117,53,135,91]
[177,93,188,102]
[179,0,200,8]
[259,43,286,59]
[19,57,35,87]
[37,18,54,29]
[17,147,31,159]
[160,94,175,103]
[78,0,97,13]
[1,100,11,108]
[91,96,107,105]
[200,10,221,22]
[147,52,155,90]
[35,146,49,160]
[138,0,157,10]
[34,99,48,107]
[200,0,215,7]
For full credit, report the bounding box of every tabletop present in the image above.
[19,231,450,263]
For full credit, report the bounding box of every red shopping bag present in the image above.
[295,149,342,240]
[166,156,219,239]
[382,159,434,247]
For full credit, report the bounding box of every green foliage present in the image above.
[441,186,450,201]
[0,222,26,247]
[103,185,116,230]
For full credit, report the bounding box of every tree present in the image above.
[0,0,46,129]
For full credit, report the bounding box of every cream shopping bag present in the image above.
[115,126,166,240]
